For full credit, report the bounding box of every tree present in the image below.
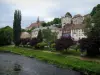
[37,29,43,42]
[42,28,57,49]
[84,17,92,36]
[55,37,73,51]
[0,26,13,46]
[87,10,100,38]
[52,18,61,24]
[13,10,21,46]
[42,28,57,43]
[79,38,100,56]
[41,22,47,27]
[91,4,100,16]
[65,12,72,17]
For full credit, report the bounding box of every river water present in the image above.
[0,53,83,75]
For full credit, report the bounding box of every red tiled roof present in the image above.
[27,21,44,29]
[28,22,40,28]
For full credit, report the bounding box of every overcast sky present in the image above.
[0,0,100,28]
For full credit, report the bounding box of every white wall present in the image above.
[71,29,87,41]
[31,30,39,38]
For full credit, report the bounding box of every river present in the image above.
[0,53,83,75]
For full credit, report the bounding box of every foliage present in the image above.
[91,10,100,37]
[37,29,43,42]
[29,38,38,46]
[1,46,100,74]
[13,10,21,46]
[21,29,26,32]
[79,37,100,56]
[91,4,100,16]
[52,18,61,24]
[42,28,57,43]
[41,22,47,27]
[20,38,30,46]
[51,43,56,48]
[46,18,61,28]
[85,4,100,38]
[65,12,72,17]
[0,26,13,46]
[55,37,73,51]
[84,17,92,36]
[36,42,47,49]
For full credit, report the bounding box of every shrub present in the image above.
[20,38,30,46]
[29,38,38,46]
[51,43,56,48]
[79,37,100,56]
[55,37,73,51]
[36,42,47,49]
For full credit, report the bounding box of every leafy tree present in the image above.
[13,10,22,46]
[65,12,72,17]
[52,18,61,24]
[37,29,43,42]
[41,22,47,27]
[91,4,100,16]
[87,10,100,38]
[79,37,100,56]
[21,29,26,32]
[84,17,92,36]
[55,37,73,51]
[42,28,57,43]
[0,26,13,46]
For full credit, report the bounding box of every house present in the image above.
[61,14,87,41]
[72,14,84,25]
[61,13,72,28]
[71,24,87,41]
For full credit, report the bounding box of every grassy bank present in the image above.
[0,46,100,74]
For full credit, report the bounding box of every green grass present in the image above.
[0,46,100,74]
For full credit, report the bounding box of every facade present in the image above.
[61,14,72,28]
[72,14,84,25]
[71,24,87,41]
[61,14,87,41]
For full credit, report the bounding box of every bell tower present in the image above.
[37,16,40,28]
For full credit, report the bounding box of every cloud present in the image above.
[0,0,100,28]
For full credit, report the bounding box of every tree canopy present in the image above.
[42,28,57,43]
[91,4,100,16]
[65,12,72,17]
[0,26,13,46]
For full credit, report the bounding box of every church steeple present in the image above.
[37,16,40,28]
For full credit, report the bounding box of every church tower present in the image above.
[37,16,40,28]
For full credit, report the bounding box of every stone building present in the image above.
[71,24,87,41]
[72,14,84,25]
[61,13,72,28]
[61,13,88,41]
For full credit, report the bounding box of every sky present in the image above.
[0,0,100,28]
